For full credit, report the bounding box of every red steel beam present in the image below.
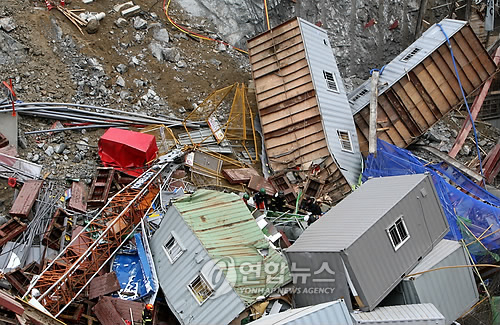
[449,47,500,158]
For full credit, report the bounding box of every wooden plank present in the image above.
[248,26,302,57]
[369,71,379,155]
[265,123,324,148]
[250,36,304,64]
[398,78,438,124]
[264,116,322,139]
[353,114,370,143]
[262,106,321,134]
[0,290,24,315]
[261,97,317,125]
[412,64,451,115]
[460,27,497,74]
[9,180,44,218]
[430,51,463,98]
[390,83,430,130]
[255,65,310,95]
[423,57,459,107]
[452,31,489,81]
[448,37,481,87]
[408,71,443,120]
[259,90,316,116]
[269,147,331,170]
[382,92,421,136]
[437,44,474,94]
[267,132,328,155]
[92,297,123,325]
[256,74,313,101]
[252,45,305,73]
[377,100,412,146]
[253,51,307,78]
[247,19,299,49]
[258,83,316,110]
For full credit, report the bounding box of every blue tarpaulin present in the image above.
[363,140,500,262]
[112,233,155,300]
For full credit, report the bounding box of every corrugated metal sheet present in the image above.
[151,190,291,325]
[286,174,449,310]
[248,299,353,325]
[349,19,466,114]
[351,304,445,324]
[151,197,245,325]
[298,18,362,186]
[401,239,479,324]
[287,174,440,252]
[175,190,291,304]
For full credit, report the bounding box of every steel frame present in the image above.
[25,164,168,316]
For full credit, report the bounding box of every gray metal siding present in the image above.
[248,300,353,325]
[351,304,445,324]
[287,174,443,253]
[345,177,448,310]
[285,252,350,309]
[348,19,467,115]
[298,18,362,187]
[404,240,479,324]
[150,207,245,325]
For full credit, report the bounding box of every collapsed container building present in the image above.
[383,239,479,324]
[247,17,363,204]
[285,174,449,311]
[349,19,497,155]
[150,190,291,325]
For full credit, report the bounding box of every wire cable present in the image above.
[162,0,248,54]
[437,23,485,179]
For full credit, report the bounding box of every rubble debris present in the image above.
[87,167,115,207]
[482,141,500,184]
[121,5,141,18]
[222,167,259,184]
[93,296,144,325]
[0,17,16,32]
[42,208,71,250]
[287,174,448,310]
[88,272,121,300]
[98,128,158,177]
[0,217,27,247]
[67,181,87,213]
[0,131,8,148]
[9,180,44,218]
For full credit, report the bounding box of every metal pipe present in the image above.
[24,124,128,134]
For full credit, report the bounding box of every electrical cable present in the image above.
[437,23,485,180]
[162,0,248,54]
[264,0,270,30]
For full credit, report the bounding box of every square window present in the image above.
[188,274,214,304]
[337,130,354,153]
[163,233,184,263]
[387,217,410,250]
[323,70,339,93]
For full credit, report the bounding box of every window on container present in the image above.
[323,70,339,93]
[337,130,353,153]
[387,217,410,250]
[188,274,214,304]
[350,88,369,103]
[163,233,184,263]
[400,47,421,62]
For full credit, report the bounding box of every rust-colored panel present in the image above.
[9,180,44,218]
[0,289,24,315]
[0,132,8,148]
[93,297,123,325]
[88,272,121,300]
[68,181,87,213]
[0,217,27,247]
[248,175,276,196]
[88,168,115,207]
[93,296,144,325]
[222,168,260,184]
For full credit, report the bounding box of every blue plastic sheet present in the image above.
[112,233,155,300]
[363,140,500,262]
